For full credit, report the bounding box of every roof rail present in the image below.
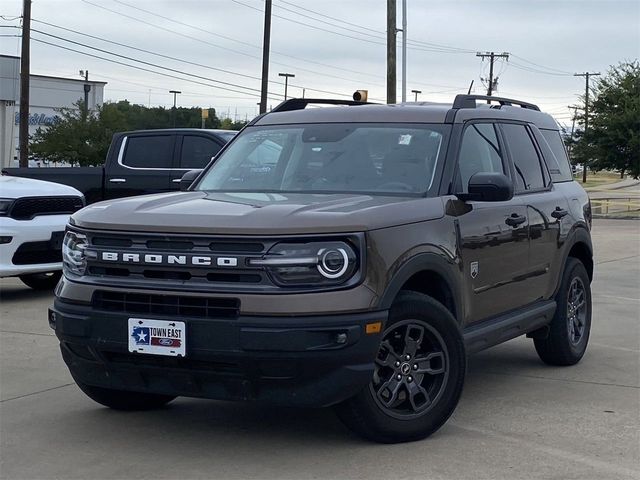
[270,98,374,113]
[452,94,540,111]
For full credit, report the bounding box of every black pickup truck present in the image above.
[3,128,236,204]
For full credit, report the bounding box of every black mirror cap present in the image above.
[180,169,202,191]
[457,172,514,202]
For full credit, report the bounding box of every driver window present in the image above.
[457,123,504,193]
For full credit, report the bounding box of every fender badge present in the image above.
[470,261,479,279]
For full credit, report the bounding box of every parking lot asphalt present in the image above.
[1,219,638,480]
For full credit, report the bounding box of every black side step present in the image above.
[463,300,556,354]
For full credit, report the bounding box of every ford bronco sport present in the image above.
[51,95,593,443]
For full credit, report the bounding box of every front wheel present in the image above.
[75,381,176,411]
[335,291,466,443]
[534,257,592,366]
[19,271,62,290]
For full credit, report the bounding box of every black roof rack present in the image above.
[452,94,540,111]
[270,98,375,113]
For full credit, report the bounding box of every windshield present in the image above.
[196,123,449,195]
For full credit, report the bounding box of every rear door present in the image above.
[171,134,225,185]
[499,123,568,303]
[104,133,177,200]
[453,121,530,324]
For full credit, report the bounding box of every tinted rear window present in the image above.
[540,129,573,182]
[123,135,175,168]
[502,124,547,192]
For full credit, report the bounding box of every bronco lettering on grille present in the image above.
[100,252,238,267]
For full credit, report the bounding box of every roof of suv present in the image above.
[254,96,558,130]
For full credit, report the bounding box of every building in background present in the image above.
[0,55,106,168]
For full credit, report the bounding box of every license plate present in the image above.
[128,318,186,357]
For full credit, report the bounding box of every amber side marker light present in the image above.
[366,322,382,334]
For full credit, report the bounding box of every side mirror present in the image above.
[456,172,514,202]
[179,169,201,191]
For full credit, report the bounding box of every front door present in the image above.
[104,133,176,200]
[451,121,530,324]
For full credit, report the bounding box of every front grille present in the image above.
[92,291,240,319]
[83,231,277,291]
[9,196,84,220]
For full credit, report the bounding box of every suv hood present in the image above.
[73,191,444,235]
[0,175,82,199]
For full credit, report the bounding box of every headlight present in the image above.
[0,198,14,216]
[249,241,358,286]
[62,231,88,277]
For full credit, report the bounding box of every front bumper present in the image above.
[0,214,69,277]
[50,299,387,407]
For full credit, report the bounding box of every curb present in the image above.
[593,214,640,221]
[585,179,640,192]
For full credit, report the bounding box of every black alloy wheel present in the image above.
[371,320,449,419]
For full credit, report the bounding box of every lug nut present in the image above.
[395,361,401,367]
[407,376,413,382]
[413,364,418,370]
[405,354,411,360]
[396,374,402,381]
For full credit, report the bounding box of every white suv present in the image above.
[0,176,84,289]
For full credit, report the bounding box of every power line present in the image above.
[28,21,363,100]
[31,29,267,95]
[111,0,385,83]
[30,37,284,100]
[79,0,385,88]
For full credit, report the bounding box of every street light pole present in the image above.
[169,90,181,127]
[411,89,421,102]
[278,73,295,100]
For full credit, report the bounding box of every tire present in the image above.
[19,271,62,290]
[534,257,592,366]
[75,381,176,411]
[335,291,466,443]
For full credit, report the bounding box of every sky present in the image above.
[2,0,639,126]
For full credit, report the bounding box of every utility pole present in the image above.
[567,104,579,155]
[386,0,396,104]
[574,72,601,183]
[411,89,421,102]
[169,90,181,127]
[278,72,295,100]
[476,51,509,96]
[400,0,407,102]
[80,70,90,120]
[259,0,272,114]
[19,0,31,168]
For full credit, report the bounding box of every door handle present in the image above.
[505,213,527,227]
[551,207,568,219]
[172,178,182,183]
[109,178,126,183]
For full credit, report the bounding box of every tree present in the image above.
[30,101,247,166]
[570,61,640,179]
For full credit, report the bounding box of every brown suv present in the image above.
[51,95,593,443]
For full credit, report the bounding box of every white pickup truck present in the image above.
[0,176,84,289]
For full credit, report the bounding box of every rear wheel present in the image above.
[75,381,176,411]
[19,271,61,290]
[335,291,465,443]
[534,257,592,366]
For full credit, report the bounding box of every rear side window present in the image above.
[540,129,573,182]
[501,124,546,192]
[180,136,222,169]
[123,135,175,168]
[457,123,504,193]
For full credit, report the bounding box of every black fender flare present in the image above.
[553,225,593,296]
[377,252,463,324]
